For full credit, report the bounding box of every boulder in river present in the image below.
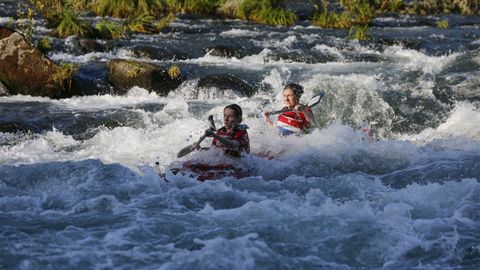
[0,28,78,98]
[107,59,185,96]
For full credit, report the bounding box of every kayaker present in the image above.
[202,104,250,157]
[263,83,315,136]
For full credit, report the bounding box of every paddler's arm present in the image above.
[205,129,240,150]
[295,105,315,123]
[263,111,274,127]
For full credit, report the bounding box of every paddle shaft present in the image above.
[267,106,307,116]
[176,115,216,158]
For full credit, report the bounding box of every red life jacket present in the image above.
[277,108,312,135]
[212,126,250,157]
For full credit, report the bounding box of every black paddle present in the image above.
[266,91,325,115]
[177,115,216,158]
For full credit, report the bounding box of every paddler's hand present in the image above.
[192,142,200,150]
[204,129,215,137]
[294,104,305,112]
[263,111,273,126]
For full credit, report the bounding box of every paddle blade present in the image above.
[177,145,193,158]
[307,91,325,108]
[208,115,216,130]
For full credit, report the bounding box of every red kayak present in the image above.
[165,161,250,181]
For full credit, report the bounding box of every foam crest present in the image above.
[313,44,345,61]
[0,87,165,110]
[406,102,480,145]
[384,45,458,74]
[305,73,394,131]
[220,28,260,37]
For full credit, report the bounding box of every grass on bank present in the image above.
[56,9,92,38]
[19,0,480,38]
[95,19,123,39]
[237,0,297,26]
[348,24,370,40]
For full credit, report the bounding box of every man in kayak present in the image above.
[263,83,315,136]
[202,104,250,157]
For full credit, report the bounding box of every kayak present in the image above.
[161,161,250,181]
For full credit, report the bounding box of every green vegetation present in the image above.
[28,0,63,22]
[251,7,297,26]
[156,13,175,30]
[313,0,373,29]
[18,0,480,38]
[181,0,219,15]
[126,61,142,78]
[49,63,78,90]
[95,19,123,39]
[90,0,140,18]
[237,0,296,26]
[348,25,370,40]
[408,0,480,16]
[376,0,405,13]
[55,9,92,38]
[437,19,449,29]
[17,2,36,41]
[313,0,352,29]
[167,64,181,79]
[123,14,156,34]
[36,36,52,52]
[340,0,374,25]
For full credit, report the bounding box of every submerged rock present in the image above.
[205,45,247,59]
[108,59,185,95]
[131,44,190,60]
[72,63,112,96]
[197,74,256,97]
[78,38,108,53]
[0,122,36,134]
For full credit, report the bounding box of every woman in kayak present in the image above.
[203,104,250,157]
[264,83,315,136]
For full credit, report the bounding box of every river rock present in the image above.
[71,63,112,96]
[78,38,107,53]
[197,74,256,97]
[0,30,75,98]
[0,80,7,96]
[0,26,15,39]
[205,45,246,58]
[0,122,36,133]
[131,44,189,60]
[108,59,185,96]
